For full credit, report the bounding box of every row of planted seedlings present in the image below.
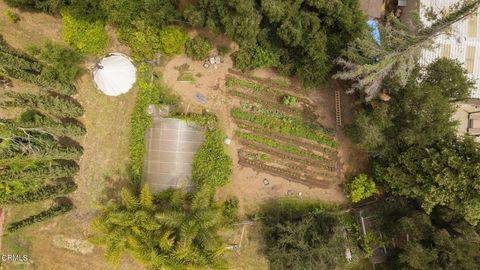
[226,75,339,187]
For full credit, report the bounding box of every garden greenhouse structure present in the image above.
[142,117,205,194]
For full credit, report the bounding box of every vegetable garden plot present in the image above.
[227,73,341,188]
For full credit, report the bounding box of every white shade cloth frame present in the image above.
[93,53,136,96]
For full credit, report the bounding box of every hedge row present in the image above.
[6,200,73,233]
[129,64,178,184]
[18,110,86,137]
[0,158,79,182]
[2,92,84,118]
[192,128,232,188]
[0,180,77,205]
[0,35,75,95]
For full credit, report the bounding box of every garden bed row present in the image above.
[228,68,309,95]
[238,156,332,189]
[236,131,332,161]
[239,100,335,137]
[228,89,302,116]
[239,148,337,175]
[236,120,337,156]
[231,108,338,148]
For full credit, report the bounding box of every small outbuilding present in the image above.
[92,53,136,96]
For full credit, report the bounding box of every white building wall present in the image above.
[419,0,480,99]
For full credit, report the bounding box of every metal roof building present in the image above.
[419,0,480,99]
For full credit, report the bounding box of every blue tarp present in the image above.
[367,19,381,45]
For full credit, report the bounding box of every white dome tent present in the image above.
[93,53,136,96]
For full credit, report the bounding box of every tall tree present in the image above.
[375,136,480,225]
[347,59,471,153]
[335,0,480,100]
[377,202,480,269]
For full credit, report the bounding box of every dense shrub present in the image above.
[233,46,279,71]
[192,128,232,188]
[4,10,20,23]
[185,37,211,61]
[116,22,162,60]
[223,197,239,219]
[158,26,188,56]
[6,200,73,233]
[2,92,84,118]
[100,0,178,28]
[60,9,108,54]
[129,64,178,184]
[29,43,83,93]
[345,174,378,203]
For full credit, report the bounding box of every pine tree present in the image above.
[334,0,480,101]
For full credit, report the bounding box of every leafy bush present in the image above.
[30,43,83,93]
[158,26,188,56]
[4,10,20,23]
[218,46,229,57]
[117,22,162,60]
[2,92,84,118]
[6,200,73,233]
[345,174,378,203]
[223,197,239,219]
[192,128,232,188]
[282,95,297,106]
[233,46,279,71]
[185,37,211,60]
[129,64,178,184]
[60,9,108,54]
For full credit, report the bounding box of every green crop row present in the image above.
[236,131,325,161]
[231,108,337,148]
[240,101,334,135]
